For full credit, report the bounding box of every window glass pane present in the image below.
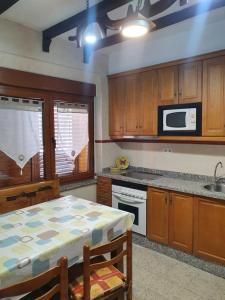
[0,96,44,188]
[54,102,89,178]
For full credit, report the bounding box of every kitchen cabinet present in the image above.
[147,188,169,245]
[194,197,225,265]
[109,77,125,137]
[202,57,225,136]
[169,192,194,253]
[109,71,158,137]
[97,176,112,206]
[179,62,202,104]
[124,74,140,135]
[158,66,178,105]
[147,188,194,253]
[139,70,158,135]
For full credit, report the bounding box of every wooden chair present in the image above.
[69,230,132,300]
[0,257,68,300]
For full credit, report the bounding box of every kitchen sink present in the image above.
[204,183,225,193]
[121,171,162,181]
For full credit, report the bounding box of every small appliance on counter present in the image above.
[158,102,202,136]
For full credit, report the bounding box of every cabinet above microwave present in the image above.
[158,103,202,136]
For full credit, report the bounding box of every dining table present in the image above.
[0,195,134,294]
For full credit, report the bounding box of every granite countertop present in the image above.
[98,167,225,202]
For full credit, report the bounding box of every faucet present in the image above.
[214,162,223,184]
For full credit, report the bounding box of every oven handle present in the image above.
[113,193,145,205]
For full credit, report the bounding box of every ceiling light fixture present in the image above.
[121,0,150,38]
[121,19,149,38]
[83,0,97,45]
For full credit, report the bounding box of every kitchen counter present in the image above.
[98,167,225,201]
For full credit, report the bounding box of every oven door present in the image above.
[112,192,146,235]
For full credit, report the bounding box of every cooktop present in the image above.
[121,171,162,181]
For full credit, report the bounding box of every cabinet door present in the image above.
[147,188,169,245]
[202,57,225,136]
[109,77,125,137]
[194,197,225,265]
[97,176,112,206]
[124,74,140,135]
[169,193,194,253]
[139,70,158,135]
[158,66,178,105]
[179,62,202,104]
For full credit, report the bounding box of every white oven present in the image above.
[112,180,147,236]
[158,103,202,136]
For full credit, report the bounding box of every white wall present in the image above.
[117,143,225,177]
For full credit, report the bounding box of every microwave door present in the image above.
[164,111,187,131]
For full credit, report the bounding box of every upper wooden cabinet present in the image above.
[158,66,178,105]
[194,196,225,265]
[139,70,158,136]
[109,71,158,137]
[179,62,202,104]
[109,77,125,137]
[124,74,140,135]
[202,57,225,137]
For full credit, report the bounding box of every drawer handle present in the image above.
[6,196,18,202]
[24,191,37,198]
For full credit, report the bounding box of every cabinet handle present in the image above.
[174,92,177,97]
[169,195,172,205]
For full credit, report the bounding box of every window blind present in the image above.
[54,102,89,177]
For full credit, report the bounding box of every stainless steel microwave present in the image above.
[158,103,202,136]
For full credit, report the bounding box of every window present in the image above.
[0,96,44,188]
[54,101,91,182]
[0,95,94,188]
[0,68,95,188]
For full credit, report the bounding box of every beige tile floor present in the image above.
[132,244,225,300]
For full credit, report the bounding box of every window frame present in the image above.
[0,68,96,187]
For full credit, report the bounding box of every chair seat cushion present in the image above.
[70,264,125,300]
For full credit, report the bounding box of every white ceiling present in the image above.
[0,0,224,43]
[0,0,104,31]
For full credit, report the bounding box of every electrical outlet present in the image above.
[163,148,172,153]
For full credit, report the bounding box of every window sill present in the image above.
[60,178,96,193]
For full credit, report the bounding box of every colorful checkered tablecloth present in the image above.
[0,195,134,291]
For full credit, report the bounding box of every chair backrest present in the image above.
[83,230,132,300]
[0,257,68,300]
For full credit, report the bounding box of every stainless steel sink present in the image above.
[204,183,225,193]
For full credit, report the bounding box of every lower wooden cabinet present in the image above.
[147,188,194,253]
[169,192,194,253]
[147,188,169,245]
[194,197,225,265]
[97,176,112,206]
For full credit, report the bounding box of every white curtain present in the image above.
[0,97,41,172]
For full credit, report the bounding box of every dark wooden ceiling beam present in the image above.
[0,0,20,15]
[83,0,225,63]
[43,0,133,40]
